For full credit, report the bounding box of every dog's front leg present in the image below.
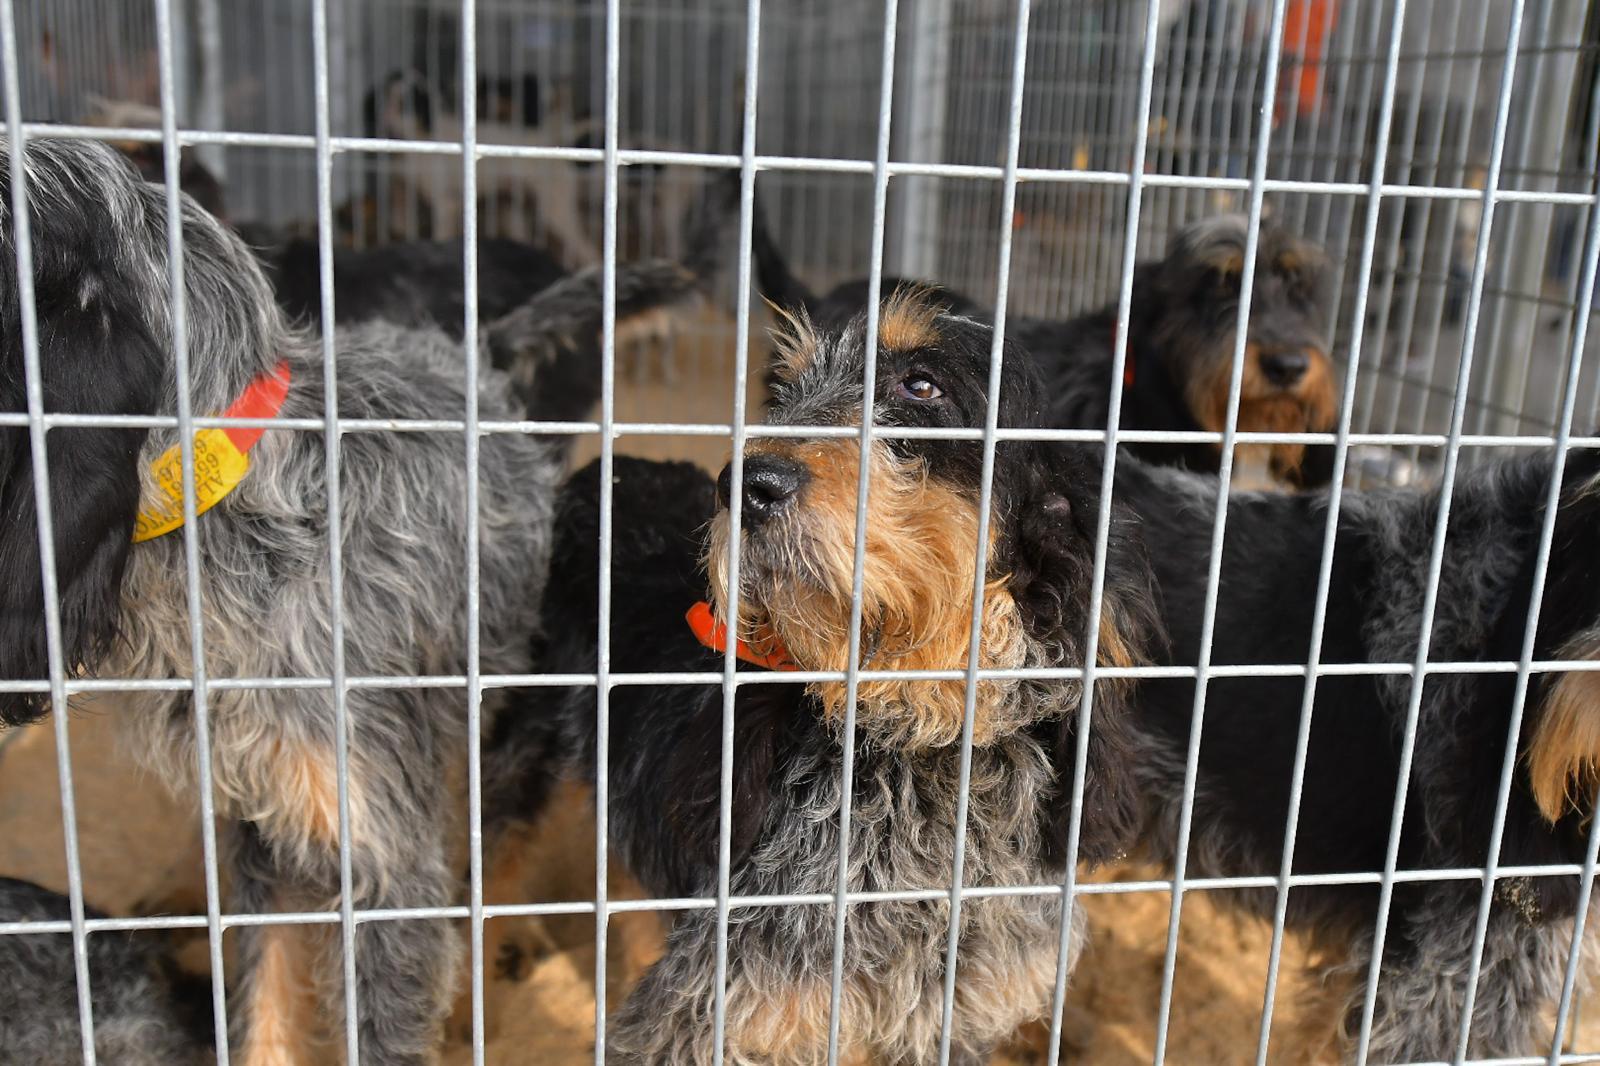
[227,820,325,1066]
[226,721,458,1066]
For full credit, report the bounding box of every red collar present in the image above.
[686,601,798,671]
[220,360,293,445]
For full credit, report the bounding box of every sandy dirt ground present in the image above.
[6,714,1596,1064]
[2,313,1595,1063]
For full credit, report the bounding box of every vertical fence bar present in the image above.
[457,0,487,1059]
[934,0,1031,1061]
[1151,1,1292,1060]
[1502,56,1600,1066]
[1449,186,1593,1066]
[1252,2,1409,1060]
[1315,0,1390,365]
[1493,1,1590,442]
[712,0,763,1061]
[1384,3,1496,470]
[0,9,97,1063]
[307,0,361,1059]
[1352,0,1431,452]
[823,0,900,1060]
[1044,2,1162,1063]
[152,0,232,1058]
[1353,3,1530,1060]
[592,0,622,1056]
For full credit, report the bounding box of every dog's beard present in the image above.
[1187,344,1338,482]
[704,442,1037,749]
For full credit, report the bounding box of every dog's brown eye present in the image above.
[897,375,942,401]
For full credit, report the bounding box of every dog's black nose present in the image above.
[717,456,809,527]
[1259,349,1312,388]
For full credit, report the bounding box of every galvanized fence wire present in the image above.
[819,0,897,1058]
[455,0,488,1057]
[1355,0,1530,1059]
[1457,51,1600,1066]
[1150,0,1298,1057]
[0,4,97,1062]
[1547,65,1600,1066]
[936,0,1032,1060]
[2,1,1600,1065]
[152,0,233,1059]
[1252,0,1413,1060]
[711,0,762,1062]
[1044,0,1162,1061]
[592,0,622,1055]
[308,0,365,1057]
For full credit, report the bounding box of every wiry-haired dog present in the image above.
[1034,214,1339,488]
[486,290,1158,1063]
[750,202,1338,488]
[0,877,213,1065]
[1114,445,1600,1062]
[0,137,693,1063]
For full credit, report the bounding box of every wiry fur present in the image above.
[1113,446,1600,1063]
[486,294,1157,1063]
[0,878,212,1066]
[1033,215,1338,487]
[0,137,691,1063]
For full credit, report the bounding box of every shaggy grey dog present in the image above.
[0,878,212,1066]
[0,137,693,1063]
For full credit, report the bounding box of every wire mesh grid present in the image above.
[0,0,1598,1064]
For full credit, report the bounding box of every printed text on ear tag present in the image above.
[132,429,252,543]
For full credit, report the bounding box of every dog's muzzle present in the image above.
[717,455,810,529]
[1258,348,1312,389]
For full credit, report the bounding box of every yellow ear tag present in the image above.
[132,429,252,543]
[129,361,292,544]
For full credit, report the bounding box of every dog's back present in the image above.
[1113,444,1600,1058]
[262,236,566,337]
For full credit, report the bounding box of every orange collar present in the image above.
[131,361,292,543]
[685,601,798,671]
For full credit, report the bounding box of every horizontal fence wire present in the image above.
[16,120,1600,206]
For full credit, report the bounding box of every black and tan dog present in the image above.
[752,196,1339,488]
[1037,215,1338,488]
[486,291,1156,1064]
[1113,444,1600,1062]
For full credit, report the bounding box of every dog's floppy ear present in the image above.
[1007,454,1156,867]
[0,236,164,725]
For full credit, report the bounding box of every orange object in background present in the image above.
[1281,0,1339,120]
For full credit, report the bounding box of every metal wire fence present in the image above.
[0,0,1599,1064]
